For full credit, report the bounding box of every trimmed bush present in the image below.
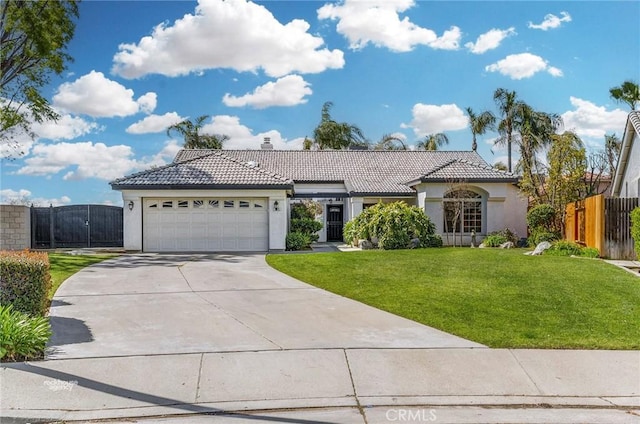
[343,202,438,250]
[631,207,640,259]
[483,234,508,247]
[0,251,51,317]
[489,228,519,245]
[0,304,51,362]
[424,234,443,248]
[528,229,561,247]
[286,232,311,251]
[545,241,600,258]
[290,218,322,242]
[527,204,556,230]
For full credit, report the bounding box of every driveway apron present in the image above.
[47,254,482,359]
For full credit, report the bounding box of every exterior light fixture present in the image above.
[128,200,134,211]
[273,200,279,211]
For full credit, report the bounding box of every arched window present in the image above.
[443,189,483,233]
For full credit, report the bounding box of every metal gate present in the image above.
[31,205,123,249]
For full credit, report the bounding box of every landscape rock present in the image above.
[499,241,515,249]
[531,241,552,255]
[409,238,420,249]
[478,243,486,248]
[358,239,374,250]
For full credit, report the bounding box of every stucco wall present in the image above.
[0,205,31,250]
[418,182,527,245]
[621,132,640,198]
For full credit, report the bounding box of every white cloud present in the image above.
[401,103,468,137]
[32,113,101,140]
[561,97,628,140]
[201,115,304,149]
[317,0,461,52]
[53,71,156,117]
[0,188,71,207]
[485,53,562,79]
[528,11,572,31]
[465,27,516,54]
[15,139,182,181]
[222,75,312,109]
[126,112,184,134]
[112,0,344,79]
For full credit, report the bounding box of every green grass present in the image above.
[266,248,640,349]
[48,253,116,299]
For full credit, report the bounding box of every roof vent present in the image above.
[261,137,273,150]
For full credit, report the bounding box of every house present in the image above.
[612,111,640,198]
[110,148,527,252]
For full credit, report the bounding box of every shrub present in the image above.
[581,247,601,258]
[527,204,556,231]
[546,240,583,256]
[0,304,51,362]
[488,228,519,245]
[0,251,51,317]
[483,234,508,247]
[631,207,640,259]
[528,229,561,247]
[286,232,311,251]
[343,202,438,250]
[290,218,322,242]
[423,234,443,248]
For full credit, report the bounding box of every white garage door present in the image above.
[143,198,269,252]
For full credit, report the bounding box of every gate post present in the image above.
[49,204,56,249]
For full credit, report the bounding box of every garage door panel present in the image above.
[143,198,269,252]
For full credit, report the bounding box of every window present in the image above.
[148,202,158,209]
[208,200,219,208]
[224,200,235,208]
[253,202,264,208]
[239,200,250,208]
[162,201,173,209]
[443,189,483,233]
[177,200,188,208]
[193,200,204,209]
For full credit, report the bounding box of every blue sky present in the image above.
[1,0,638,206]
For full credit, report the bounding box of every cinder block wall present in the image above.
[0,205,31,250]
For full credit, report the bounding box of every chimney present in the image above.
[261,137,273,150]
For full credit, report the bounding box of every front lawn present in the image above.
[48,253,116,299]
[266,249,640,349]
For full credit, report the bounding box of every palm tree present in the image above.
[465,107,495,152]
[166,115,229,149]
[609,80,639,110]
[313,101,367,150]
[416,133,449,151]
[493,88,524,172]
[374,133,407,150]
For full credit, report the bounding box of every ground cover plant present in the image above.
[267,248,639,349]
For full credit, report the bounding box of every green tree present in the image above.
[465,107,495,152]
[516,104,563,201]
[546,131,587,233]
[0,0,80,157]
[166,115,229,149]
[604,133,622,175]
[493,88,524,172]
[373,133,407,150]
[313,101,367,150]
[416,133,449,151]
[609,80,639,110]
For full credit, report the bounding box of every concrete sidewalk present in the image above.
[1,348,638,423]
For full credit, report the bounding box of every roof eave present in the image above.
[110,183,294,191]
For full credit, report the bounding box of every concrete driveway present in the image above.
[48,253,482,359]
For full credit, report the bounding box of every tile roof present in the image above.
[112,149,518,194]
[110,151,293,189]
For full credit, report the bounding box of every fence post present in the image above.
[87,204,91,248]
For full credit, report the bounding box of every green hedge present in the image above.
[0,251,51,317]
[631,207,640,260]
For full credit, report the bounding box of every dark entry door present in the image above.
[326,204,344,242]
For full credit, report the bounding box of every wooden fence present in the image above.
[565,195,638,259]
[31,205,123,249]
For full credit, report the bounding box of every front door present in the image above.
[326,204,344,242]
